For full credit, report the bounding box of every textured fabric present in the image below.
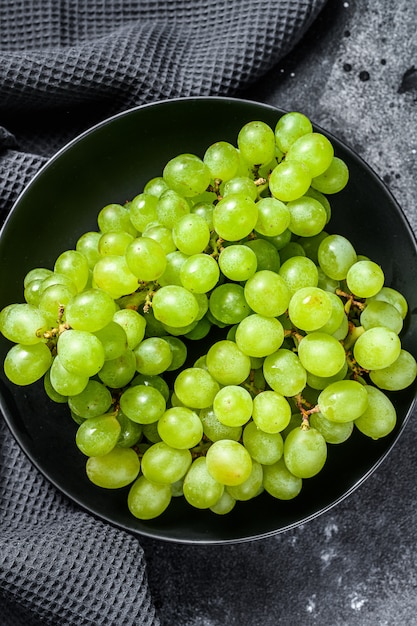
[0,1,327,624]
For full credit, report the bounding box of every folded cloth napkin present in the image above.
[0,1,327,624]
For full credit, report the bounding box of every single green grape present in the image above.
[283,426,327,478]
[288,287,333,332]
[218,245,257,282]
[65,288,116,332]
[297,332,346,378]
[174,366,220,408]
[263,349,307,397]
[311,157,349,194]
[133,336,173,375]
[128,475,172,519]
[183,457,224,509]
[286,132,334,178]
[213,385,253,427]
[269,160,312,202]
[346,259,385,298]
[157,407,203,449]
[172,213,210,255]
[203,140,240,181]
[151,285,199,328]
[141,441,192,484]
[54,249,90,292]
[76,231,102,269]
[4,342,53,386]
[57,329,105,377]
[287,196,328,237]
[274,111,313,153]
[94,321,128,361]
[76,413,121,457]
[244,270,290,317]
[210,490,236,515]
[309,412,353,444]
[222,176,258,201]
[237,120,276,166]
[243,421,284,465]
[97,348,137,388]
[163,153,211,197]
[199,407,243,442]
[179,253,220,294]
[86,447,140,489]
[156,189,190,229]
[353,327,401,370]
[252,390,292,434]
[97,203,137,236]
[318,380,369,423]
[278,255,319,294]
[68,379,113,419]
[243,238,281,273]
[120,384,166,424]
[113,308,147,350]
[234,313,284,358]
[0,303,49,345]
[98,230,134,256]
[206,439,253,486]
[142,223,176,255]
[116,410,143,448]
[144,176,169,198]
[360,300,403,334]
[212,194,258,241]
[262,457,303,500]
[206,339,251,385]
[354,385,397,439]
[125,236,167,282]
[209,283,251,325]
[226,461,264,501]
[317,234,357,280]
[370,349,417,391]
[128,192,158,232]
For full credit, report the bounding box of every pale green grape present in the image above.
[353,327,401,370]
[306,360,348,391]
[179,253,220,294]
[206,339,251,385]
[142,421,162,444]
[218,244,257,282]
[311,157,349,194]
[278,242,305,263]
[262,457,303,500]
[287,196,327,237]
[360,300,403,334]
[243,238,280,273]
[44,369,68,403]
[156,189,190,229]
[199,407,243,442]
[4,342,52,386]
[318,380,369,423]
[226,461,263,501]
[76,413,121,456]
[370,349,417,391]
[163,336,187,371]
[93,255,138,299]
[39,272,77,298]
[116,410,143,447]
[346,260,385,298]
[76,232,102,269]
[286,132,334,178]
[212,194,258,241]
[158,407,203,449]
[283,426,327,478]
[68,379,112,419]
[23,267,54,287]
[57,329,105,377]
[133,336,173,375]
[263,349,307,397]
[210,491,236,515]
[252,390,292,434]
[222,176,258,201]
[163,153,211,197]
[318,234,357,280]
[203,140,240,181]
[288,287,333,332]
[174,367,220,408]
[184,316,212,340]
[309,412,353,444]
[131,372,170,401]
[158,250,189,286]
[23,279,43,306]
[206,439,252,486]
[315,291,346,335]
[49,355,89,395]
[297,332,346,377]
[244,270,290,317]
[97,348,136,388]
[125,236,167,281]
[128,192,158,232]
[0,303,49,345]
[86,446,140,488]
[38,284,74,323]
[54,249,89,292]
[94,321,128,360]
[213,385,253,427]
[113,308,146,349]
[151,285,199,328]
[142,224,176,255]
[128,475,172,519]
[243,421,284,465]
[144,176,169,198]
[269,160,312,202]
[172,213,210,255]
[141,442,192,484]
[278,255,319,294]
[65,288,116,332]
[254,197,291,237]
[368,286,408,319]
[209,283,251,325]
[274,111,313,153]
[183,457,224,509]
[97,203,137,236]
[354,385,397,439]
[98,230,134,256]
[237,120,276,166]
[120,384,166,424]
[190,201,214,230]
[234,313,284,357]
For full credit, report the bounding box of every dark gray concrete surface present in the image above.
[140,1,417,624]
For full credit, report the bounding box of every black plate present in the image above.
[1,97,417,544]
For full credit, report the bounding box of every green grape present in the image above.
[131,372,170,401]
[306,360,348,390]
[128,192,158,232]
[4,342,52,386]
[93,255,138,299]
[309,412,353,444]
[226,461,264,501]
[237,120,276,166]
[315,291,346,335]
[94,321,128,360]
[257,228,292,250]
[120,384,166,424]
[254,197,291,237]
[278,242,305,264]
[212,194,258,241]
[133,336,173,375]
[49,355,89,395]
[209,283,251,325]
[317,266,340,293]
[222,176,258,201]
[304,190,331,224]
[368,286,408,319]
[286,196,327,237]
[44,369,68,403]
[353,326,401,370]
[218,244,257,281]
[274,111,313,153]
[213,385,253,427]
[54,249,89,292]
[174,367,220,408]
[286,132,334,178]
[370,349,417,391]
[206,339,251,385]
[263,349,307,397]
[203,140,240,181]
[116,410,143,447]
[360,300,403,334]
[311,156,349,194]
[234,313,284,358]
[243,238,280,273]
[163,336,187,371]
[354,385,397,439]
[283,426,327,478]
[68,379,112,419]
[206,439,252,486]
[142,224,176,255]
[76,232,102,269]
[171,478,185,497]
[184,316,212,340]
[262,457,303,500]
[243,421,284,465]
[200,407,243,442]
[151,285,199,328]
[76,413,121,456]
[278,256,319,294]
[191,201,214,230]
[125,236,167,281]
[171,214,210,255]
[98,230,134,256]
[38,284,74,323]
[97,348,136,388]
[158,407,203,449]
[141,441,192,484]
[86,446,140,489]
[39,272,78,298]
[346,260,385,298]
[144,176,169,198]
[23,267,54,287]
[210,490,236,515]
[288,287,333,332]
[183,457,224,509]
[163,153,211,197]
[252,390,292,434]
[97,203,137,236]
[179,253,220,294]
[269,160,312,202]
[0,303,49,345]
[244,270,290,317]
[65,288,116,332]
[57,329,105,377]
[156,189,190,229]
[128,475,172,519]
[142,420,162,444]
[158,250,189,286]
[113,308,146,350]
[24,278,43,306]
[318,234,357,280]
[318,380,369,423]
[297,332,346,378]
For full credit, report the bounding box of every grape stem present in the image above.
[336,288,366,315]
[293,393,320,430]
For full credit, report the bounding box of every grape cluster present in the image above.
[1,112,416,521]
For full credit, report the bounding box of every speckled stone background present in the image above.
[140,1,417,624]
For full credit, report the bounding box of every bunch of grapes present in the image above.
[1,112,416,521]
